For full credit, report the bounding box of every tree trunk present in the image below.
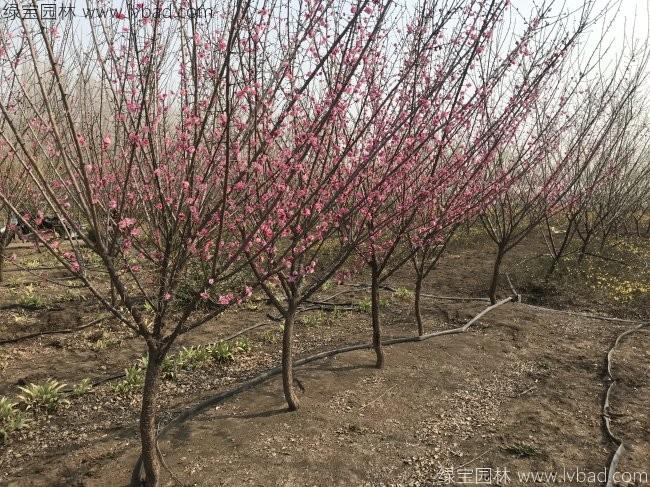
[577,233,591,264]
[282,303,300,411]
[414,273,424,336]
[488,247,504,305]
[140,351,162,487]
[370,259,384,368]
[545,220,575,280]
[599,226,612,253]
[545,257,559,281]
[0,242,5,283]
[0,230,14,283]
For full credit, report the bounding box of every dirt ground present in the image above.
[0,232,648,486]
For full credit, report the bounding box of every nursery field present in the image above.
[4,0,650,485]
[1,230,648,486]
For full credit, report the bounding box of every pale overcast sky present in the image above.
[518,0,649,53]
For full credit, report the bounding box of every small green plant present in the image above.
[71,378,93,397]
[207,341,234,362]
[160,355,178,380]
[91,330,119,351]
[62,288,84,302]
[261,328,279,343]
[17,284,46,309]
[11,311,29,325]
[357,296,389,312]
[233,338,251,353]
[24,259,41,269]
[330,307,346,323]
[301,310,326,327]
[136,355,149,369]
[176,346,212,369]
[0,397,19,423]
[113,366,144,394]
[17,379,69,412]
[242,300,259,311]
[0,396,29,443]
[357,297,372,313]
[130,340,245,384]
[394,287,412,300]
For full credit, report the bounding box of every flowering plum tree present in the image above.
[343,0,606,357]
[242,0,415,411]
[542,102,650,277]
[0,147,29,282]
[622,175,650,237]
[0,0,422,483]
[245,0,521,409]
[0,75,51,282]
[480,51,649,303]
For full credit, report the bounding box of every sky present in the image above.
[503,0,650,85]
[2,0,647,51]
[523,0,649,55]
[2,0,648,86]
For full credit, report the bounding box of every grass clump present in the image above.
[71,378,93,397]
[0,396,29,443]
[393,287,413,300]
[114,338,252,389]
[16,284,46,309]
[17,379,69,412]
[113,365,144,394]
[357,296,388,313]
[206,341,235,362]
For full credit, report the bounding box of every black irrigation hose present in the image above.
[499,270,648,325]
[502,272,647,479]
[519,303,649,325]
[0,316,108,346]
[300,304,358,313]
[267,303,359,322]
[0,303,60,312]
[221,321,274,342]
[1,266,69,273]
[582,251,630,266]
[325,282,491,302]
[420,294,490,302]
[303,299,357,307]
[504,274,522,301]
[602,320,649,487]
[520,279,649,484]
[91,372,129,388]
[130,296,516,486]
